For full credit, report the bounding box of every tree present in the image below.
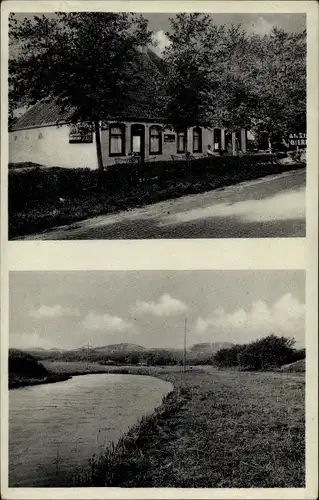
[9,13,153,186]
[163,14,223,150]
[237,334,296,370]
[164,16,263,150]
[214,344,246,368]
[9,349,49,378]
[164,15,306,152]
[125,352,141,365]
[246,28,306,149]
[145,349,175,366]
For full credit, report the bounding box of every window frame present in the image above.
[192,127,202,153]
[149,125,162,155]
[109,123,126,157]
[177,129,187,153]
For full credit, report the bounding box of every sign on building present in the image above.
[288,132,306,147]
[69,124,93,144]
[164,134,175,142]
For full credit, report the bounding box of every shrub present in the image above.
[9,154,294,213]
[9,348,49,378]
[214,335,302,371]
[8,155,305,238]
[237,335,296,370]
[214,344,246,367]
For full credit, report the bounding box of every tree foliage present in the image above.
[246,28,306,140]
[214,334,300,371]
[9,348,49,378]
[9,12,153,181]
[164,14,306,141]
[214,344,246,367]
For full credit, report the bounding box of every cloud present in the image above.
[82,311,132,332]
[152,30,171,56]
[133,294,188,317]
[194,293,305,344]
[29,304,80,318]
[248,16,274,35]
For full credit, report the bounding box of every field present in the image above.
[42,360,184,375]
[45,362,305,488]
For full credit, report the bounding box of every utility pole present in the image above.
[183,317,187,373]
[86,341,91,371]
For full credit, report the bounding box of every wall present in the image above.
[9,124,97,169]
[100,121,225,167]
[10,121,247,170]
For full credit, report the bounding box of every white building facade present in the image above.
[10,115,247,170]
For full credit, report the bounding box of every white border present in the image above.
[1,1,318,500]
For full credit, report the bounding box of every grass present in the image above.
[64,365,304,488]
[14,360,304,487]
[42,360,184,375]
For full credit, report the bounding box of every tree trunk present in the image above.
[94,120,104,190]
[268,133,272,154]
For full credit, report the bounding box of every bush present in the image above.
[9,154,291,213]
[214,344,246,367]
[8,155,305,238]
[214,335,301,371]
[237,335,296,370]
[9,348,49,378]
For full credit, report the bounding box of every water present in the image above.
[9,373,173,487]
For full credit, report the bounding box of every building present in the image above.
[9,49,247,169]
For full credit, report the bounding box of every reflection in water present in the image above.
[10,374,172,487]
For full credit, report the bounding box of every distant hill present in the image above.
[17,342,233,358]
[93,343,147,353]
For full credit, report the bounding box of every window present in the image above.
[132,135,141,153]
[193,127,202,153]
[177,129,187,153]
[149,126,162,154]
[214,128,221,151]
[109,124,125,156]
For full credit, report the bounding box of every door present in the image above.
[131,124,145,162]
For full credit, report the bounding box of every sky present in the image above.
[11,13,306,57]
[147,13,306,55]
[9,271,305,350]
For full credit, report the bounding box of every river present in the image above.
[9,373,173,487]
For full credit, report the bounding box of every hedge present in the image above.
[8,154,305,237]
[9,154,302,212]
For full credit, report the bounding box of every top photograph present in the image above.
[8,12,306,240]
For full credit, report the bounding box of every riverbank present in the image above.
[9,360,176,390]
[9,372,71,389]
[72,367,305,488]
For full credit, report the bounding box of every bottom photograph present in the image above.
[8,270,305,488]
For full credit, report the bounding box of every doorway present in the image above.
[131,124,145,162]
